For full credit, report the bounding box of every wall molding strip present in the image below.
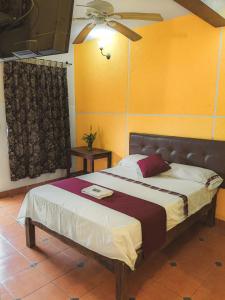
[125,40,131,153]
[77,112,225,118]
[212,28,224,139]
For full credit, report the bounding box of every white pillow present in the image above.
[161,163,223,190]
[118,154,147,169]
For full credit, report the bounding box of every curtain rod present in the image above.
[22,58,73,68]
[0,57,72,67]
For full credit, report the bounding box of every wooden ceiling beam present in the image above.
[174,0,225,27]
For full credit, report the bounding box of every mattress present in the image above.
[18,166,217,270]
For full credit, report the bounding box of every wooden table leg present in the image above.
[67,149,72,178]
[83,158,88,174]
[107,152,112,168]
[90,159,94,173]
[115,261,129,300]
[25,218,36,248]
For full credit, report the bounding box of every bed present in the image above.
[18,133,225,300]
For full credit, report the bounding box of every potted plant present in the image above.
[82,126,97,151]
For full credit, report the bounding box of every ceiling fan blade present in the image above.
[107,21,142,41]
[73,17,91,20]
[73,23,96,44]
[76,4,90,7]
[111,12,163,21]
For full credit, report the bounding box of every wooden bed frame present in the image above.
[25,133,225,300]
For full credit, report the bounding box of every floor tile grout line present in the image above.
[152,250,219,299]
[50,266,107,300]
[2,231,40,265]
[25,266,82,299]
[27,253,100,298]
[0,237,32,275]
[188,268,213,299]
[157,276,202,299]
[157,281,184,299]
[152,272,195,299]
[0,206,92,289]
[0,232,69,287]
[50,280,72,298]
[2,225,66,262]
[3,275,54,300]
[14,249,89,298]
[1,283,15,298]
[35,260,78,284]
[0,248,77,299]
[3,279,49,300]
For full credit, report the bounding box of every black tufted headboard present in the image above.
[129,132,225,188]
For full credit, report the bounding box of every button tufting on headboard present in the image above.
[129,133,225,188]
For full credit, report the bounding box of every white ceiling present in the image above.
[202,0,225,17]
[70,0,189,42]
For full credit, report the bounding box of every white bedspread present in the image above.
[18,166,216,269]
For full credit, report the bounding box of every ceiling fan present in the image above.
[73,0,163,44]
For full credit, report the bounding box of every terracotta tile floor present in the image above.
[0,194,225,300]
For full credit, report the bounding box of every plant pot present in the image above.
[87,142,93,152]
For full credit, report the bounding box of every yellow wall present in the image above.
[75,15,225,220]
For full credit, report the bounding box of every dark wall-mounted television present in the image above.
[0,0,74,60]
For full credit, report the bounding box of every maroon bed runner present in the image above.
[52,177,167,257]
[100,171,188,216]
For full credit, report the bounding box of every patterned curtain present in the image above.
[4,61,71,181]
[0,0,10,12]
[0,0,31,17]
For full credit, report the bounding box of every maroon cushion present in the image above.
[137,154,171,178]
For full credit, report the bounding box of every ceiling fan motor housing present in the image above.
[86,0,114,16]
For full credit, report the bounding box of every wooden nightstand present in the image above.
[67,147,112,177]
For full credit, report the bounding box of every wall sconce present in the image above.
[98,39,111,60]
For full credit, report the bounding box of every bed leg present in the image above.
[206,195,217,227]
[25,217,36,248]
[115,261,129,300]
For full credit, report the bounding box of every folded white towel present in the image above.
[81,185,113,199]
